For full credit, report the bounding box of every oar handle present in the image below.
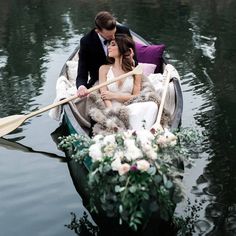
[25,65,142,119]
[25,95,78,119]
[152,70,172,130]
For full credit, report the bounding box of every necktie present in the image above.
[103,39,108,45]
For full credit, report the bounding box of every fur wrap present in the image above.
[88,75,170,135]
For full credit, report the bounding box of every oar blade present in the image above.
[0,115,26,137]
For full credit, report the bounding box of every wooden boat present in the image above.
[56,29,183,234]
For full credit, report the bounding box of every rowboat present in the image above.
[55,29,183,234]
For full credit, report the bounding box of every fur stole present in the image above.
[88,76,170,135]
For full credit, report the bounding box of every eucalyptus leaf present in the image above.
[163,174,168,185]
[115,185,125,192]
[147,166,156,175]
[154,175,162,184]
[165,180,174,189]
[129,185,137,193]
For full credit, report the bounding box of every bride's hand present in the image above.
[101,91,115,100]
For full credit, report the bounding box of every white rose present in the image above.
[93,134,104,143]
[104,143,117,157]
[146,149,157,160]
[124,139,143,161]
[111,157,122,171]
[103,134,116,145]
[89,143,103,162]
[114,151,124,160]
[123,130,134,139]
[139,141,152,152]
[118,163,130,175]
[136,159,150,172]
[138,142,157,160]
[136,129,155,142]
[157,129,177,147]
[136,130,155,151]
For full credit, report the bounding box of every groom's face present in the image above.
[99,27,116,41]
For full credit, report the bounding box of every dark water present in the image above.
[0,0,236,235]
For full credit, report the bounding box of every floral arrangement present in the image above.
[59,128,199,231]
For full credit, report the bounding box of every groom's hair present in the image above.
[95,11,116,31]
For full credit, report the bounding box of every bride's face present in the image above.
[108,40,120,58]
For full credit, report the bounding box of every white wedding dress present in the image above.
[106,67,158,131]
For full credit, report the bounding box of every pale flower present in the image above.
[157,130,177,147]
[136,129,155,142]
[146,149,157,160]
[140,142,152,152]
[136,159,150,172]
[103,134,116,145]
[93,134,104,143]
[103,143,117,157]
[111,157,122,171]
[136,129,155,151]
[124,139,143,161]
[138,141,157,160]
[123,130,134,139]
[118,163,130,175]
[89,143,103,162]
[114,150,124,160]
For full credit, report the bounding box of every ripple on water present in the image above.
[195,219,212,234]
[202,184,223,196]
[224,204,236,234]
[205,202,226,221]
[191,185,204,196]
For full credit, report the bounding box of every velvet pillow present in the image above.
[135,42,165,73]
[138,63,156,77]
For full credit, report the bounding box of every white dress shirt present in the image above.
[97,33,108,56]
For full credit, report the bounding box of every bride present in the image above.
[99,34,158,130]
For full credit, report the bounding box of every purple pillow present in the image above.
[135,42,165,73]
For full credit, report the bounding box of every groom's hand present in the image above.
[77,85,88,97]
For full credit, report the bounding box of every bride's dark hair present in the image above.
[107,34,135,72]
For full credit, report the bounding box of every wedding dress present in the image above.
[106,67,158,130]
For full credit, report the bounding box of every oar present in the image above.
[0,65,143,137]
[152,69,172,132]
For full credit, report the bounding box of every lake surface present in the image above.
[0,0,236,235]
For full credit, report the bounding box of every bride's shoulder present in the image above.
[99,64,110,72]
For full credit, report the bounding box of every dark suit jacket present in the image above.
[76,25,133,89]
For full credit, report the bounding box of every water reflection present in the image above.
[65,212,98,236]
[0,137,65,161]
[65,210,179,236]
[0,0,236,235]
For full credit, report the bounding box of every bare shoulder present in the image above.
[99,64,110,73]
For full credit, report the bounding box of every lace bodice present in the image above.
[107,67,134,94]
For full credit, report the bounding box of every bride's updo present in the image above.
[108,34,136,72]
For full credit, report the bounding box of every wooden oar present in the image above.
[152,69,172,132]
[0,65,143,137]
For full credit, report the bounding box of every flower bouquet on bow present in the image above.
[59,128,199,231]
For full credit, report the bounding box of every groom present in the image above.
[76,11,133,97]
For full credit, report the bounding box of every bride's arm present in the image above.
[132,74,142,95]
[99,65,112,108]
[100,74,142,103]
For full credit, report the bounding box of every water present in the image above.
[0,0,236,235]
